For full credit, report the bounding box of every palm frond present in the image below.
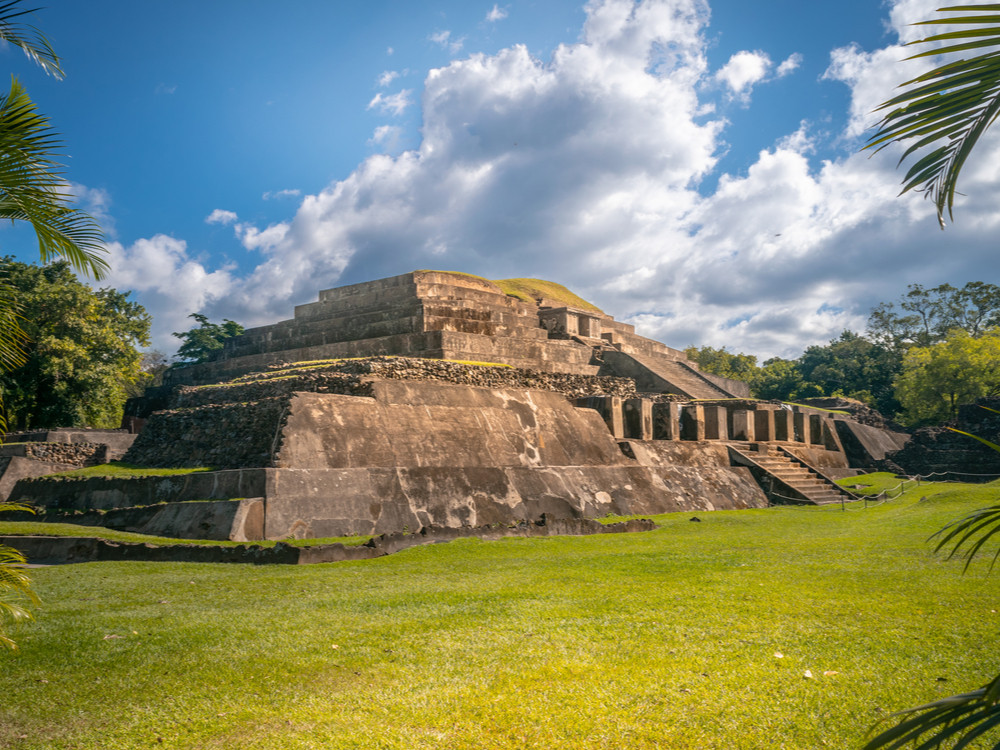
[864,3,1000,227]
[0,1,62,79]
[863,674,1000,750]
[0,78,107,278]
[0,540,37,651]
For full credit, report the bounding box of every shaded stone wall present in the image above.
[123,399,290,469]
[882,398,1000,479]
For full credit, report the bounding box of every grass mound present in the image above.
[418,270,604,312]
[495,277,603,312]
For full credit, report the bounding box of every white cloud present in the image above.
[429,29,465,54]
[368,125,404,152]
[486,4,508,22]
[715,50,771,99]
[205,209,238,226]
[377,70,399,87]
[106,0,1000,361]
[155,83,177,95]
[69,183,116,239]
[262,189,301,201]
[98,235,235,351]
[776,52,802,77]
[366,90,412,116]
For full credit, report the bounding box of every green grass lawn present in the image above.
[1,480,999,749]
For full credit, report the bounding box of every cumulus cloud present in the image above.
[715,50,771,99]
[377,70,399,87]
[69,183,116,238]
[205,209,238,226]
[98,235,235,350]
[366,90,412,116]
[108,0,1000,360]
[429,29,465,53]
[486,4,508,22]
[776,52,802,77]
[368,124,404,152]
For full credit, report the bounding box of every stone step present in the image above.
[731,446,851,505]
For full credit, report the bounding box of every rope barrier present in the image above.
[776,470,1000,511]
[915,470,1000,480]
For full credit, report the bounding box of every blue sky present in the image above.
[3,0,997,359]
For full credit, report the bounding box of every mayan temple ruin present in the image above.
[6,271,908,542]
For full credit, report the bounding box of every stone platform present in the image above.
[159,271,747,400]
[13,378,771,540]
[4,272,906,544]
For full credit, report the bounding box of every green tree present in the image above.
[173,314,244,364]
[868,282,1000,347]
[798,331,903,415]
[894,328,1000,426]
[684,345,759,382]
[750,357,822,401]
[0,259,150,430]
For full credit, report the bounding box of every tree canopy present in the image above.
[687,283,1000,423]
[173,314,244,364]
[0,259,150,430]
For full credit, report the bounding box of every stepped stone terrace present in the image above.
[6,271,908,542]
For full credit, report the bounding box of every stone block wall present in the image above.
[123,398,291,469]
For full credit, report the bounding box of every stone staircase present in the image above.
[728,444,855,505]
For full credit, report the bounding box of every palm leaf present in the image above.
[864,3,1000,226]
[863,674,1000,750]
[0,539,38,651]
[0,78,107,278]
[0,1,62,79]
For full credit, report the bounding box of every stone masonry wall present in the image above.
[124,397,291,469]
[23,442,107,466]
[127,359,637,471]
[171,356,636,409]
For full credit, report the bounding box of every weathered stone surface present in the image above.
[10,469,267,512]
[623,398,653,441]
[834,419,909,469]
[880,398,1000,479]
[0,456,77,501]
[3,429,136,456]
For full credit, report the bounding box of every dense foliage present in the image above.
[0,259,150,430]
[687,282,1000,424]
[173,313,244,364]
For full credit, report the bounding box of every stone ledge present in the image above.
[0,515,656,565]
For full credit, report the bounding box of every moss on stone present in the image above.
[417,270,603,313]
[494,278,603,313]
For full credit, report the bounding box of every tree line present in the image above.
[0,258,244,431]
[686,282,1000,426]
